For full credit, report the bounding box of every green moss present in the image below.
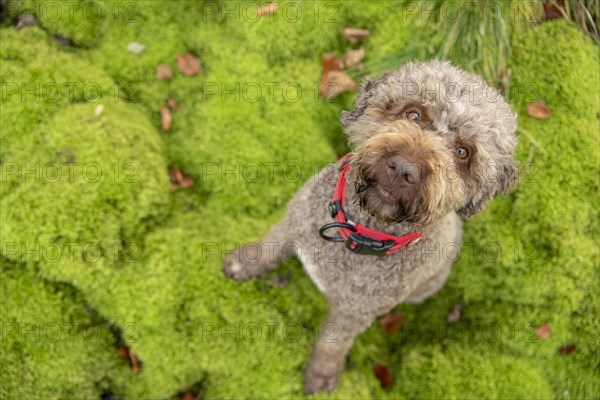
[8,0,108,47]
[1,2,598,400]
[0,27,170,269]
[396,346,552,399]
[0,260,130,399]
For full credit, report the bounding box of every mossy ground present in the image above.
[1,1,598,399]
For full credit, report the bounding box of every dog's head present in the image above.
[342,60,518,228]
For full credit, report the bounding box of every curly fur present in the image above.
[223,60,518,393]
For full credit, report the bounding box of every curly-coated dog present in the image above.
[223,60,518,393]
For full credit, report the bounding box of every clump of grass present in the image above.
[547,0,599,44]
[423,0,513,82]
[359,0,533,85]
[359,0,599,85]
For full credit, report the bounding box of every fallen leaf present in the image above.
[127,42,146,55]
[446,304,465,324]
[182,393,195,400]
[116,347,129,358]
[16,14,37,30]
[129,350,140,373]
[319,70,357,99]
[373,364,393,389]
[117,346,141,372]
[544,1,563,19]
[160,107,172,132]
[95,104,104,118]
[180,176,194,189]
[379,311,404,333]
[256,2,277,16]
[319,54,344,100]
[169,166,194,191]
[166,98,179,110]
[341,27,370,43]
[156,64,173,80]
[558,344,576,355]
[322,53,342,75]
[176,53,201,76]
[340,47,365,69]
[527,101,552,119]
[536,323,551,340]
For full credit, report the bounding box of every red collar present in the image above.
[319,154,421,256]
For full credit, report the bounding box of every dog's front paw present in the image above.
[303,361,341,394]
[223,249,251,281]
[223,245,267,281]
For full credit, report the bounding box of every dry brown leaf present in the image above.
[379,311,404,333]
[322,53,342,75]
[166,98,179,110]
[176,53,202,76]
[182,393,195,400]
[341,47,365,69]
[169,166,194,191]
[341,27,370,43]
[559,344,576,355]
[446,304,465,324]
[544,2,563,19]
[129,351,140,373]
[160,107,172,132]
[156,64,173,80]
[256,2,277,16]
[117,345,141,373]
[319,70,357,99]
[536,323,551,340]
[527,101,552,119]
[373,364,393,389]
[179,175,194,189]
[116,347,129,358]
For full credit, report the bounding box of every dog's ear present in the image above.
[457,159,519,218]
[495,159,520,196]
[340,78,381,129]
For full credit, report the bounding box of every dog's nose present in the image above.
[386,156,420,185]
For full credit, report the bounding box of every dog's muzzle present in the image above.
[318,154,421,257]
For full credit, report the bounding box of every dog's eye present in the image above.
[455,146,469,159]
[404,109,421,121]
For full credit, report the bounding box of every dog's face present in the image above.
[342,60,518,227]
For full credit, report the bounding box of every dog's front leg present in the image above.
[223,218,292,281]
[304,306,373,393]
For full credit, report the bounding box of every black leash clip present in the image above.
[344,234,395,256]
[319,222,395,256]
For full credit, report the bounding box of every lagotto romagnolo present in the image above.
[223,60,518,393]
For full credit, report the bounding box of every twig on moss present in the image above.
[517,127,546,154]
[526,143,536,166]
